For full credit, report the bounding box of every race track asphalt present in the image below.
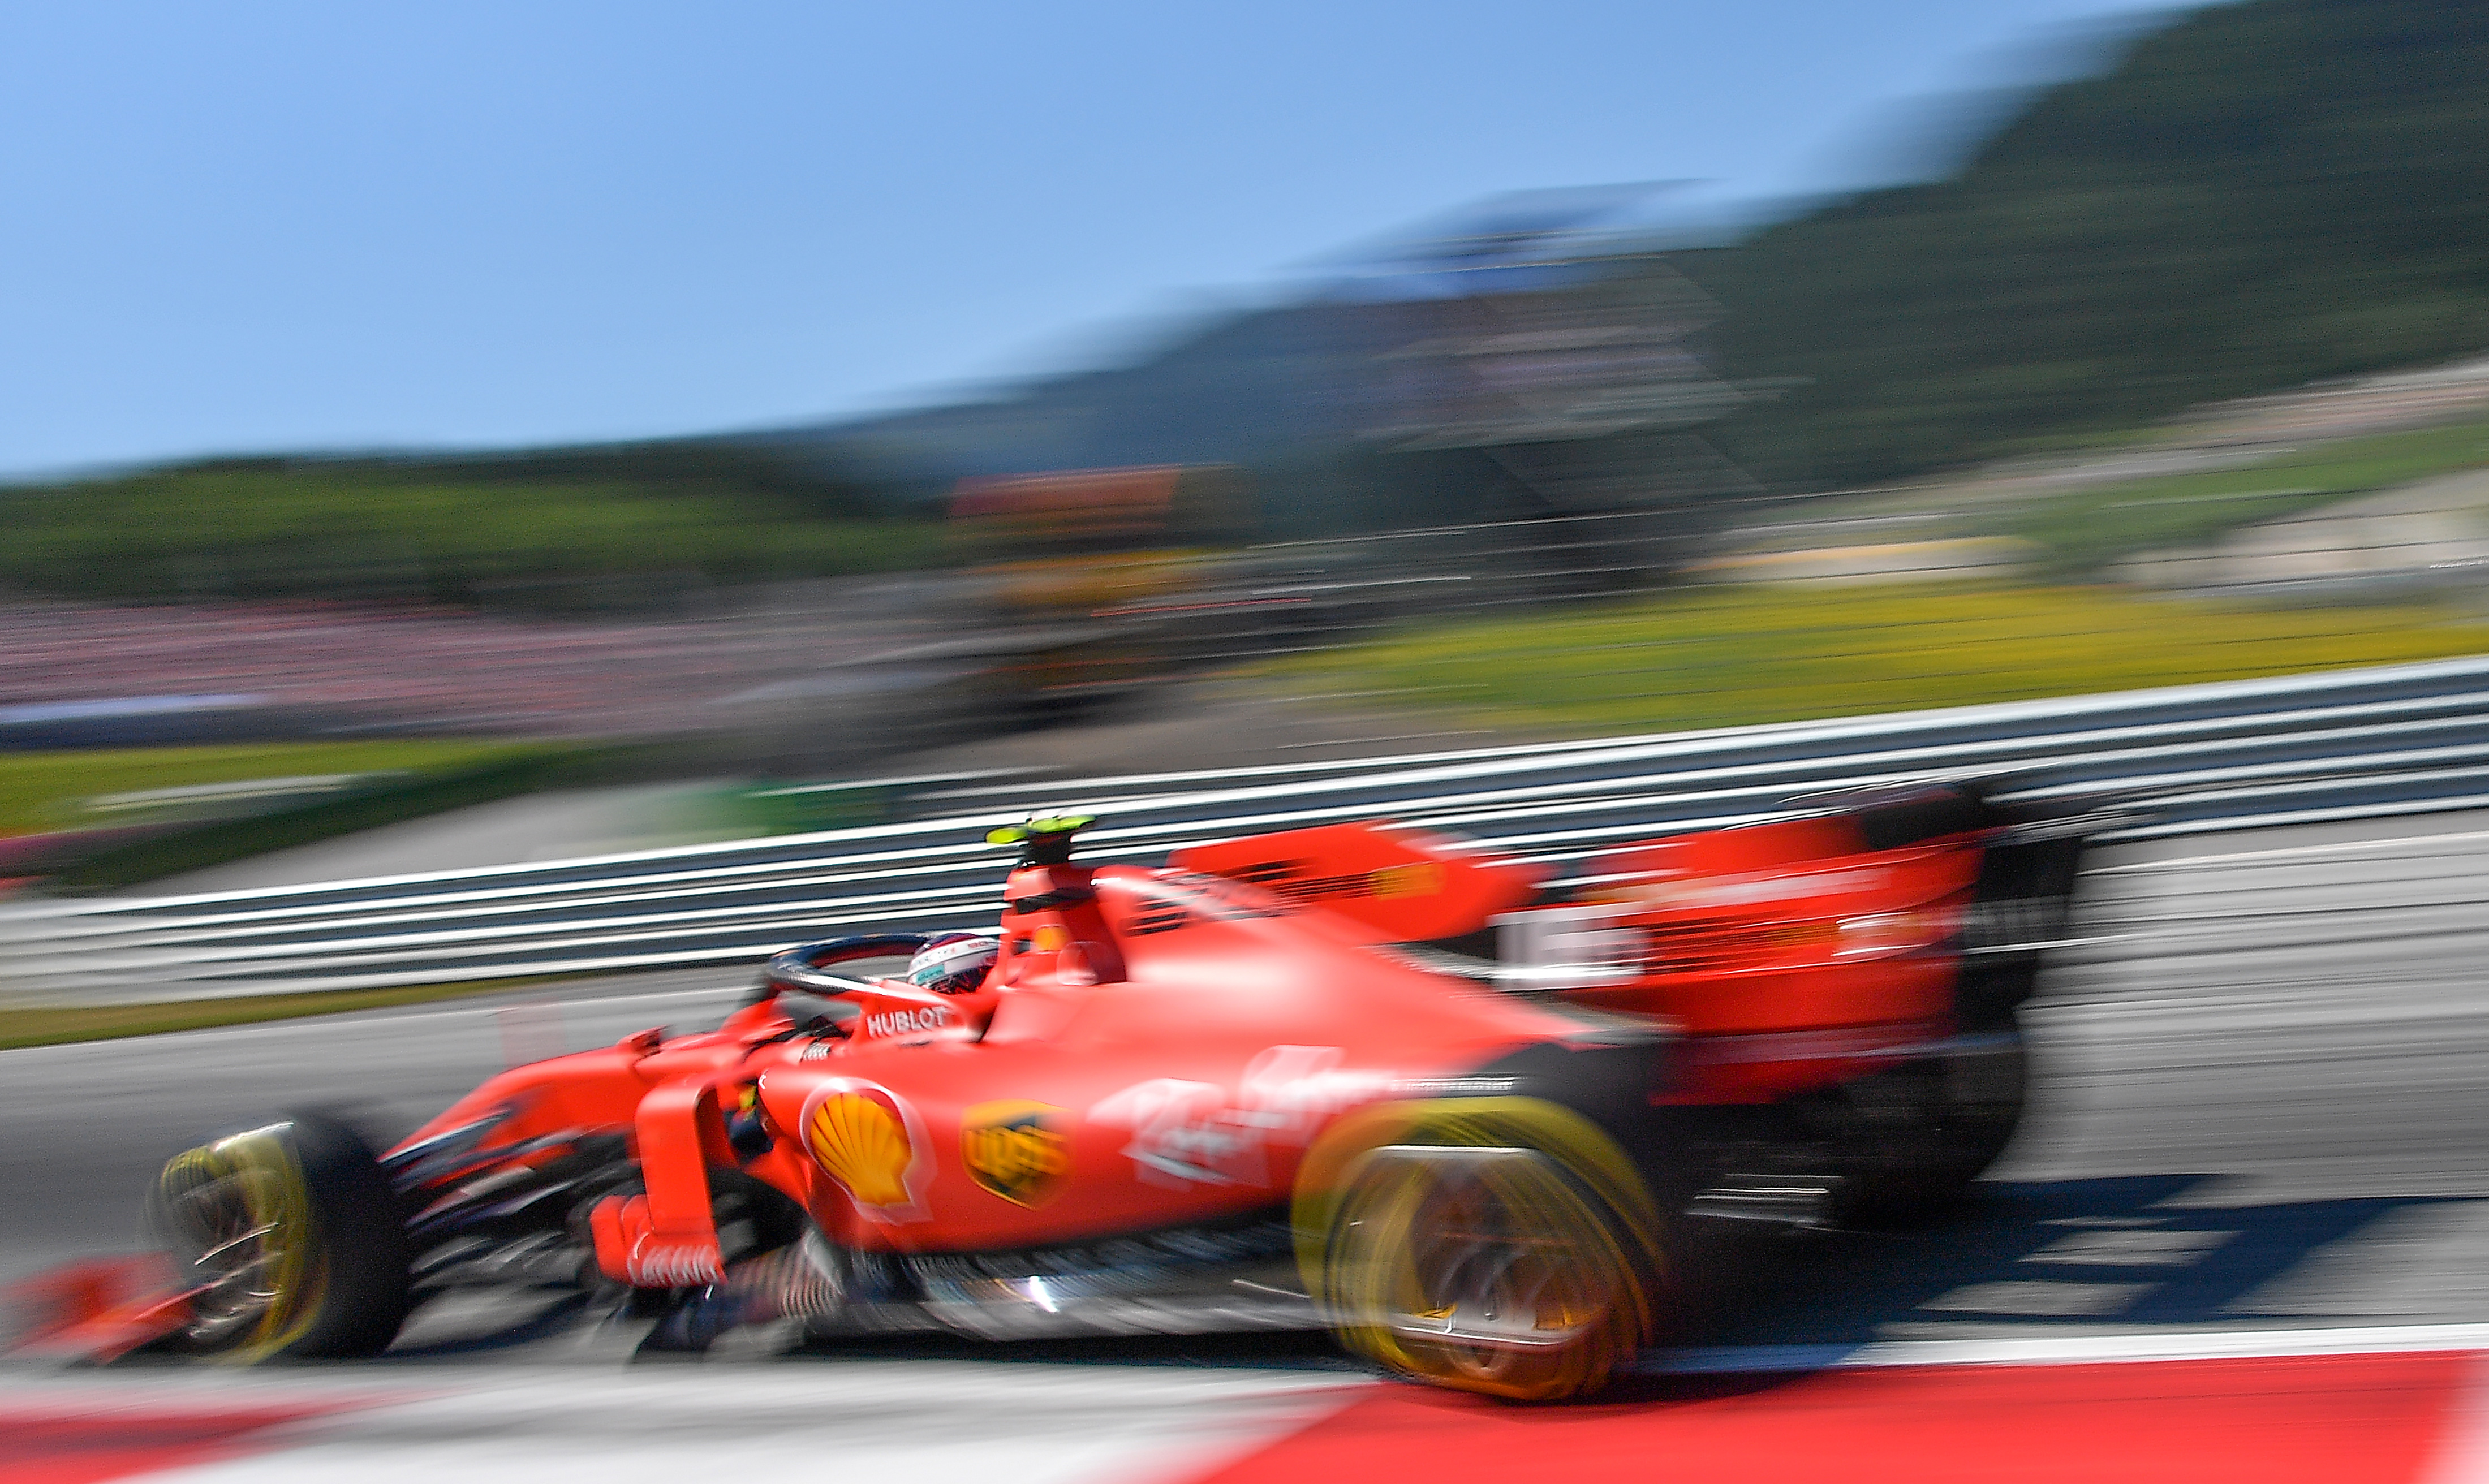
[6,810,2488,1358]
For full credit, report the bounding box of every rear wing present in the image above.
[1173,778,2114,964]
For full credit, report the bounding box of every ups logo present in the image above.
[961,1100,1071,1207]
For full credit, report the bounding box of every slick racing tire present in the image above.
[147,1112,414,1361]
[1299,1098,1665,1403]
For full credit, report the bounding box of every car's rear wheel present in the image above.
[147,1112,412,1361]
[1303,1099,1662,1402]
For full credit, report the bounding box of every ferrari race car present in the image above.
[16,780,2094,1400]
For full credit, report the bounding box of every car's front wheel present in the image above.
[147,1112,413,1361]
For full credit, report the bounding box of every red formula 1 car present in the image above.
[29,782,2095,1400]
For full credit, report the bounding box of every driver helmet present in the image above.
[907,931,1000,995]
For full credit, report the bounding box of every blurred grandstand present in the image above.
[0,585,937,747]
[1,189,1772,769]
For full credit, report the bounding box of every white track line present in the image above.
[18,1363,1353,1484]
[1653,1321,2489,1375]
[2424,1354,2489,1484]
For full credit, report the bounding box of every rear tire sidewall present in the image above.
[1302,1098,1665,1402]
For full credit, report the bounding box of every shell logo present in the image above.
[799,1080,932,1222]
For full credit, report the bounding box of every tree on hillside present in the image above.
[1687,0,2489,487]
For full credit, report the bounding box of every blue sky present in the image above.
[1,1,2183,477]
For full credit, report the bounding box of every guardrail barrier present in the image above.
[4,654,2486,1004]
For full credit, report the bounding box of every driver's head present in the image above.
[907,931,1000,995]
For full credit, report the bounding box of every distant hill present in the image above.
[776,0,2489,502]
[25,0,2483,607]
[753,269,1755,541]
[1683,0,2489,487]
[748,303,1379,498]
[0,443,938,610]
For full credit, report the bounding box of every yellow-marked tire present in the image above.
[147,1112,412,1361]
[1297,1098,1664,1402]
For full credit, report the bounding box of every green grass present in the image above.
[0,464,949,607]
[1264,581,2489,735]
[0,978,564,1050]
[0,739,561,838]
[2013,414,2489,575]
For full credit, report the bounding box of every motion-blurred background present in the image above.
[13,14,2489,1464]
[6,0,2488,904]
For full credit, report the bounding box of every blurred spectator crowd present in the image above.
[0,588,936,739]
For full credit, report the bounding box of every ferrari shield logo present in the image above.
[961,1101,1070,1207]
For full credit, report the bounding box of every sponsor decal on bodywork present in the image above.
[1500,887,1971,986]
[1087,1046,1393,1189]
[863,1004,953,1039]
[800,1079,933,1222]
[961,1101,1072,1207]
[1231,859,1446,904]
[1158,872,1285,918]
[1495,903,1648,989]
[1123,874,1293,937]
[1601,866,1896,911]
